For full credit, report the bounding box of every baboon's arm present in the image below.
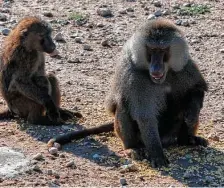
[137,117,169,167]
[12,76,55,109]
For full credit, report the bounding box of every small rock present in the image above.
[189,19,196,24]
[120,178,127,186]
[74,19,87,26]
[118,9,127,14]
[220,49,224,53]
[162,10,171,15]
[183,3,191,7]
[49,179,60,186]
[74,37,82,43]
[182,20,190,27]
[172,3,180,9]
[1,28,10,35]
[0,8,10,13]
[120,164,138,173]
[32,165,41,172]
[101,39,110,47]
[154,10,162,17]
[59,153,66,158]
[92,154,100,159]
[126,7,134,12]
[65,161,75,167]
[54,172,60,179]
[195,47,200,51]
[154,1,162,7]
[32,153,44,160]
[46,169,53,175]
[97,7,113,17]
[68,58,80,63]
[97,23,104,27]
[175,19,182,25]
[0,14,7,21]
[48,147,58,155]
[172,4,180,9]
[86,23,94,28]
[54,33,65,42]
[221,33,224,38]
[53,142,61,149]
[191,39,200,44]
[43,12,53,17]
[147,14,156,20]
[83,44,92,51]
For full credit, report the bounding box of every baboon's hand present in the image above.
[151,154,169,168]
[47,106,61,123]
[45,99,61,122]
[47,110,61,122]
[146,150,169,168]
[178,135,208,147]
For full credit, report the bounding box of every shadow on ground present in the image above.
[17,120,122,168]
[4,117,223,186]
[159,145,224,187]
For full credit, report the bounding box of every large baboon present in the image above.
[48,18,208,167]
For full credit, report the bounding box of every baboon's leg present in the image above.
[177,120,208,146]
[115,109,146,160]
[27,102,62,125]
[47,73,82,120]
[47,73,61,107]
[115,109,142,149]
[9,94,61,125]
[177,89,208,147]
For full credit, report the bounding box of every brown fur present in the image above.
[2,17,41,61]
[0,16,78,125]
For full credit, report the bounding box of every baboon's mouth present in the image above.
[151,73,164,80]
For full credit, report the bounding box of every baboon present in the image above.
[48,18,208,167]
[0,16,80,125]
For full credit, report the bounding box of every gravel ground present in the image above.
[0,0,223,187]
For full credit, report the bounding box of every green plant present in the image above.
[68,12,87,21]
[182,4,211,15]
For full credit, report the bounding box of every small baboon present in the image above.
[48,18,208,167]
[0,16,80,125]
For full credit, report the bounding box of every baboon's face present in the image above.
[38,30,56,54]
[23,26,56,54]
[146,44,170,84]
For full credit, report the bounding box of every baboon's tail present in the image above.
[47,122,114,147]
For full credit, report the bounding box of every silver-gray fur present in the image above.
[105,18,208,167]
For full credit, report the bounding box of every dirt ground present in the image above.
[0,0,223,187]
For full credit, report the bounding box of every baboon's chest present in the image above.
[25,52,44,74]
